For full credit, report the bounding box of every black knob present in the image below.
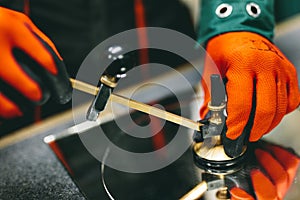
[104,45,137,80]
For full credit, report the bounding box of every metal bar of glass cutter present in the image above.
[70,78,203,131]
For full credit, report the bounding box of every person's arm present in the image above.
[198,0,300,157]
[0,7,72,119]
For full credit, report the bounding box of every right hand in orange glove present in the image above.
[200,32,300,157]
[230,143,300,200]
[0,7,72,119]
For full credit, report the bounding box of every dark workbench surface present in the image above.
[0,117,85,200]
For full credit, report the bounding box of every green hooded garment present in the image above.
[198,0,275,45]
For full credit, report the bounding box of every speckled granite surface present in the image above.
[0,123,85,200]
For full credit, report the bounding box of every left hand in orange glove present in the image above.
[200,32,300,157]
[0,7,72,119]
[230,143,300,200]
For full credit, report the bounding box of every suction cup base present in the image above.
[193,142,247,174]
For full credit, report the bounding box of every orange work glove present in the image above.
[230,143,300,200]
[200,32,300,157]
[0,7,72,119]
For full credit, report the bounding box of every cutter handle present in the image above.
[210,74,225,107]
